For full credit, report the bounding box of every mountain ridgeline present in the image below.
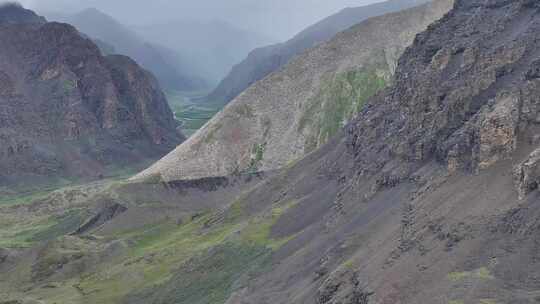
[135,0,454,182]
[0,5,184,185]
[47,8,208,91]
[205,0,432,105]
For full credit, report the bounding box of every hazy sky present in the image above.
[14,0,385,40]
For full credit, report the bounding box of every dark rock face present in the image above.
[348,0,540,183]
[0,8,184,183]
[317,269,373,304]
[73,200,127,235]
[514,147,540,199]
[205,0,432,105]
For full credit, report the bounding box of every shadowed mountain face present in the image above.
[205,0,431,105]
[0,5,184,185]
[135,0,453,182]
[46,8,208,91]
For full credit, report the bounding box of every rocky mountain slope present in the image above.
[3,0,540,304]
[135,0,453,182]
[205,0,432,105]
[47,8,207,91]
[0,5,184,186]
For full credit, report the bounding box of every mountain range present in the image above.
[135,0,453,182]
[46,8,208,91]
[3,0,540,304]
[205,0,432,105]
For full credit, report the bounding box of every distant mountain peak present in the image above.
[75,7,120,25]
[0,2,46,25]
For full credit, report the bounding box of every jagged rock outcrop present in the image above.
[514,148,540,200]
[0,5,184,184]
[206,0,433,106]
[73,200,127,235]
[347,0,540,182]
[135,0,453,182]
[317,269,373,304]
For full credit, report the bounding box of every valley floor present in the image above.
[166,90,223,137]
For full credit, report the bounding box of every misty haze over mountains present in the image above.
[17,0,385,41]
[45,7,271,87]
[10,0,388,89]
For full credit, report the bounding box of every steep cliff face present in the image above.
[0,6,184,184]
[347,0,540,183]
[205,0,432,106]
[135,0,453,182]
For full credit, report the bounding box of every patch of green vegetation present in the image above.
[0,161,146,207]
[234,104,255,118]
[448,267,494,282]
[299,65,390,152]
[476,267,495,280]
[247,143,266,173]
[76,214,238,303]
[0,209,86,248]
[0,188,53,206]
[75,196,297,303]
[0,165,145,251]
[63,79,77,94]
[166,90,221,137]
[225,195,248,222]
[0,215,57,248]
[341,258,356,269]
[449,300,464,304]
[239,200,298,250]
[129,243,271,304]
[120,200,299,304]
[447,271,469,282]
[1,176,298,304]
[30,209,87,242]
[0,176,75,206]
[479,299,498,304]
[203,123,222,144]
